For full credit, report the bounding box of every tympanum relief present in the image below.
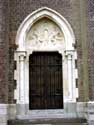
[25,17,65,51]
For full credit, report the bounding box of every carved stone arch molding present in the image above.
[14,7,78,118]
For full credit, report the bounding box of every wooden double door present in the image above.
[29,52,63,109]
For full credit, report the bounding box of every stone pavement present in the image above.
[8,118,87,125]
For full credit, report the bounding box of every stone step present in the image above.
[8,118,87,125]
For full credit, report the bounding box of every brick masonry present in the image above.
[87,0,94,100]
[0,0,9,103]
[0,0,92,103]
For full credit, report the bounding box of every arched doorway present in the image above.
[14,7,78,118]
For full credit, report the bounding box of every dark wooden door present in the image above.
[29,52,63,109]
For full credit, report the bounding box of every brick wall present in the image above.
[6,0,89,103]
[87,0,94,100]
[0,0,9,103]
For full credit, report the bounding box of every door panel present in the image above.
[29,52,63,109]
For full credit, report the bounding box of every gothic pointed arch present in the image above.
[14,7,78,116]
[16,7,75,51]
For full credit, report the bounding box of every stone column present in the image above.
[66,51,73,100]
[17,52,26,116]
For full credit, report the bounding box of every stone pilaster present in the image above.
[16,52,27,116]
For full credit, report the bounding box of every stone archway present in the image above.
[14,7,78,118]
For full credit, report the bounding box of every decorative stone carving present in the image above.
[25,18,65,50]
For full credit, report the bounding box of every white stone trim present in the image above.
[75,69,78,79]
[14,70,17,80]
[66,51,73,99]
[76,88,79,98]
[14,89,17,100]
[19,52,26,104]
[74,51,77,60]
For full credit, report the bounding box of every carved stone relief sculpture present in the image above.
[25,17,65,51]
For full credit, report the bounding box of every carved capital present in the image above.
[19,55,26,61]
[16,51,26,57]
[15,51,27,61]
[65,50,74,59]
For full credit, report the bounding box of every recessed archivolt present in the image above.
[25,17,65,50]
